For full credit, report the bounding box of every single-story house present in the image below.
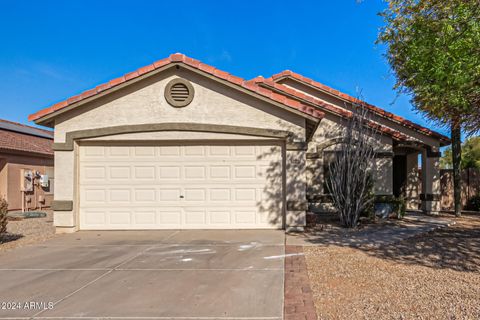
[0,119,54,211]
[28,53,449,233]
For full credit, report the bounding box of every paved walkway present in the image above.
[287,212,455,248]
[284,246,317,320]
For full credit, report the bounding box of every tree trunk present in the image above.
[451,125,462,217]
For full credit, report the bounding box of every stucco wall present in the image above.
[306,112,394,198]
[0,152,54,211]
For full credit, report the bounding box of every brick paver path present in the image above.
[284,245,317,320]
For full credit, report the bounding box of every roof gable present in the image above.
[28,54,324,126]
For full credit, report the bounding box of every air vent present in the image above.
[170,83,189,102]
[165,78,194,107]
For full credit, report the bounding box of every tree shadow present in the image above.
[360,213,480,272]
[256,139,307,228]
[0,233,24,244]
[256,144,284,228]
[297,213,480,273]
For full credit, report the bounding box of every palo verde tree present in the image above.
[378,0,480,217]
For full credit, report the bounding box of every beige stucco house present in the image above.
[0,119,54,211]
[29,53,449,233]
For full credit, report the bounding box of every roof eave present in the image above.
[270,72,451,145]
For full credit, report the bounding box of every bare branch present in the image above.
[326,101,377,228]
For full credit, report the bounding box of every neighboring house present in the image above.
[28,53,449,233]
[0,119,54,211]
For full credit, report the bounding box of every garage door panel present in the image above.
[82,146,105,157]
[209,166,230,179]
[109,166,131,179]
[109,146,131,157]
[82,166,106,180]
[109,189,131,202]
[184,145,205,156]
[109,210,132,225]
[159,188,181,201]
[184,188,206,201]
[184,166,206,179]
[159,166,181,179]
[79,143,283,230]
[158,146,181,156]
[209,188,231,201]
[82,189,106,203]
[158,208,182,225]
[184,209,206,225]
[134,146,156,157]
[134,189,156,202]
[209,210,232,224]
[133,166,156,179]
[132,210,157,225]
[234,210,257,224]
[84,209,107,225]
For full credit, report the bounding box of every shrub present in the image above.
[327,104,377,228]
[466,195,480,212]
[374,195,406,219]
[392,196,406,219]
[0,197,8,234]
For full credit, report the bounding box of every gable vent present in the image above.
[165,78,195,107]
[170,83,189,102]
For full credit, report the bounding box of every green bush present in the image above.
[0,197,8,234]
[466,195,480,212]
[374,195,406,219]
[392,196,406,219]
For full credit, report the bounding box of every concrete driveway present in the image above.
[0,230,284,320]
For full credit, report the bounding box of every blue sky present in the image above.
[0,0,448,137]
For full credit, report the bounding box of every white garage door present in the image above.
[79,143,283,230]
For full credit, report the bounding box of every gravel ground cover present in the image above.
[0,210,55,252]
[305,213,480,320]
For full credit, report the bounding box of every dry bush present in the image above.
[326,104,377,227]
[0,197,8,234]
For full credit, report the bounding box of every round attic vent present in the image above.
[164,78,194,107]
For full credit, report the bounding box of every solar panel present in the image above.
[0,121,53,139]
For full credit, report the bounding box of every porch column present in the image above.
[285,144,307,231]
[421,147,441,213]
[405,152,421,210]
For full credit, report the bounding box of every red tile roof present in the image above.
[268,70,450,143]
[251,77,410,142]
[0,119,53,156]
[28,53,324,122]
